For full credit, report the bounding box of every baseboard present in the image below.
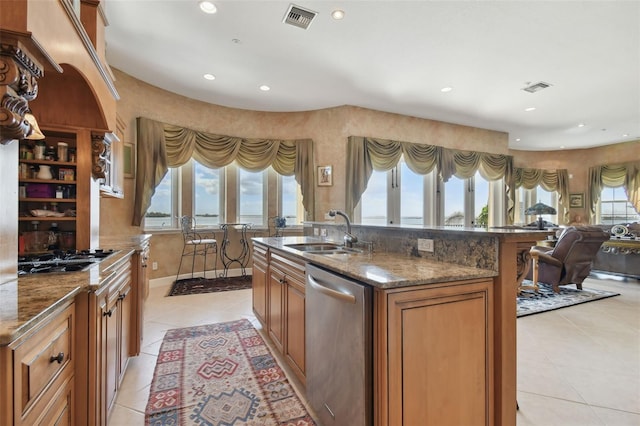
[150,267,253,288]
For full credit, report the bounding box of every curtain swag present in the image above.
[133,117,315,226]
[513,168,570,222]
[587,162,640,223]
[346,136,517,219]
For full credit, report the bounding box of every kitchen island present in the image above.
[254,226,551,426]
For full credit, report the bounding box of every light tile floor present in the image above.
[108,274,640,426]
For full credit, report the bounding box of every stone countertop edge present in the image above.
[303,222,555,239]
[0,234,152,346]
[253,236,498,289]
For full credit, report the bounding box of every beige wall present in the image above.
[102,69,640,279]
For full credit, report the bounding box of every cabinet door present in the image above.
[285,279,305,383]
[38,376,73,426]
[382,279,493,426]
[118,283,132,386]
[252,244,268,326]
[103,292,119,416]
[268,266,285,352]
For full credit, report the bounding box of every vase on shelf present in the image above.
[36,165,53,180]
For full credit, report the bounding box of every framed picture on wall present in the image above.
[317,165,332,186]
[569,193,584,208]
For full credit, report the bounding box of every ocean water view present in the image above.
[145,215,267,229]
[146,215,480,229]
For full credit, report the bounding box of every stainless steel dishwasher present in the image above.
[305,264,372,426]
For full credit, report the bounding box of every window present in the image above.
[474,174,490,228]
[144,168,178,229]
[237,168,267,226]
[280,174,304,225]
[400,161,425,225]
[441,172,492,228]
[144,161,302,230]
[356,162,501,227]
[359,170,388,225]
[598,186,640,225]
[443,176,465,226]
[193,160,223,227]
[514,186,558,226]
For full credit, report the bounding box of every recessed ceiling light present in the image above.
[622,133,629,137]
[440,86,453,93]
[577,123,585,127]
[259,85,270,91]
[199,1,217,14]
[203,73,215,80]
[560,145,565,149]
[524,107,536,112]
[515,138,521,142]
[331,9,345,20]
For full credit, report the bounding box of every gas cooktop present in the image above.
[18,249,118,275]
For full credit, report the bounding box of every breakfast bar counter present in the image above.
[257,225,552,426]
[253,236,498,288]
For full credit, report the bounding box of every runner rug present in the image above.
[517,281,619,317]
[145,318,316,425]
[168,275,252,296]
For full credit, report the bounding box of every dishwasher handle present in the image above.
[307,274,356,304]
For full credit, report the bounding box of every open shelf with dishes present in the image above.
[18,126,93,254]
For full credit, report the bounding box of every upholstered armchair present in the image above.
[527,226,610,293]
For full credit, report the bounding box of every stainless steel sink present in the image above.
[285,243,362,255]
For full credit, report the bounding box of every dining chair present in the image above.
[176,216,218,281]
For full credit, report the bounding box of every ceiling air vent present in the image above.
[522,81,552,93]
[283,4,317,30]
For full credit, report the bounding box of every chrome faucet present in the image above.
[328,210,358,248]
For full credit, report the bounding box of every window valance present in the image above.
[133,117,315,226]
[587,162,640,222]
[346,136,514,217]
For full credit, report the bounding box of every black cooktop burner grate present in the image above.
[18,249,118,275]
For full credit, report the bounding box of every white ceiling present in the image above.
[104,0,640,151]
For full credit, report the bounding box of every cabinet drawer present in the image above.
[11,304,74,420]
[270,250,305,285]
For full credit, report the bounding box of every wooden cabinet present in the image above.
[252,242,268,326]
[75,255,134,425]
[0,303,75,426]
[100,258,132,422]
[252,243,306,384]
[268,256,285,352]
[131,239,150,355]
[275,252,306,383]
[374,278,494,426]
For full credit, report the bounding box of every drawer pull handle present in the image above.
[103,310,113,317]
[118,294,126,301]
[50,352,64,364]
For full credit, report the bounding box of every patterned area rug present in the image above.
[517,281,619,317]
[145,319,316,425]
[168,275,252,296]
